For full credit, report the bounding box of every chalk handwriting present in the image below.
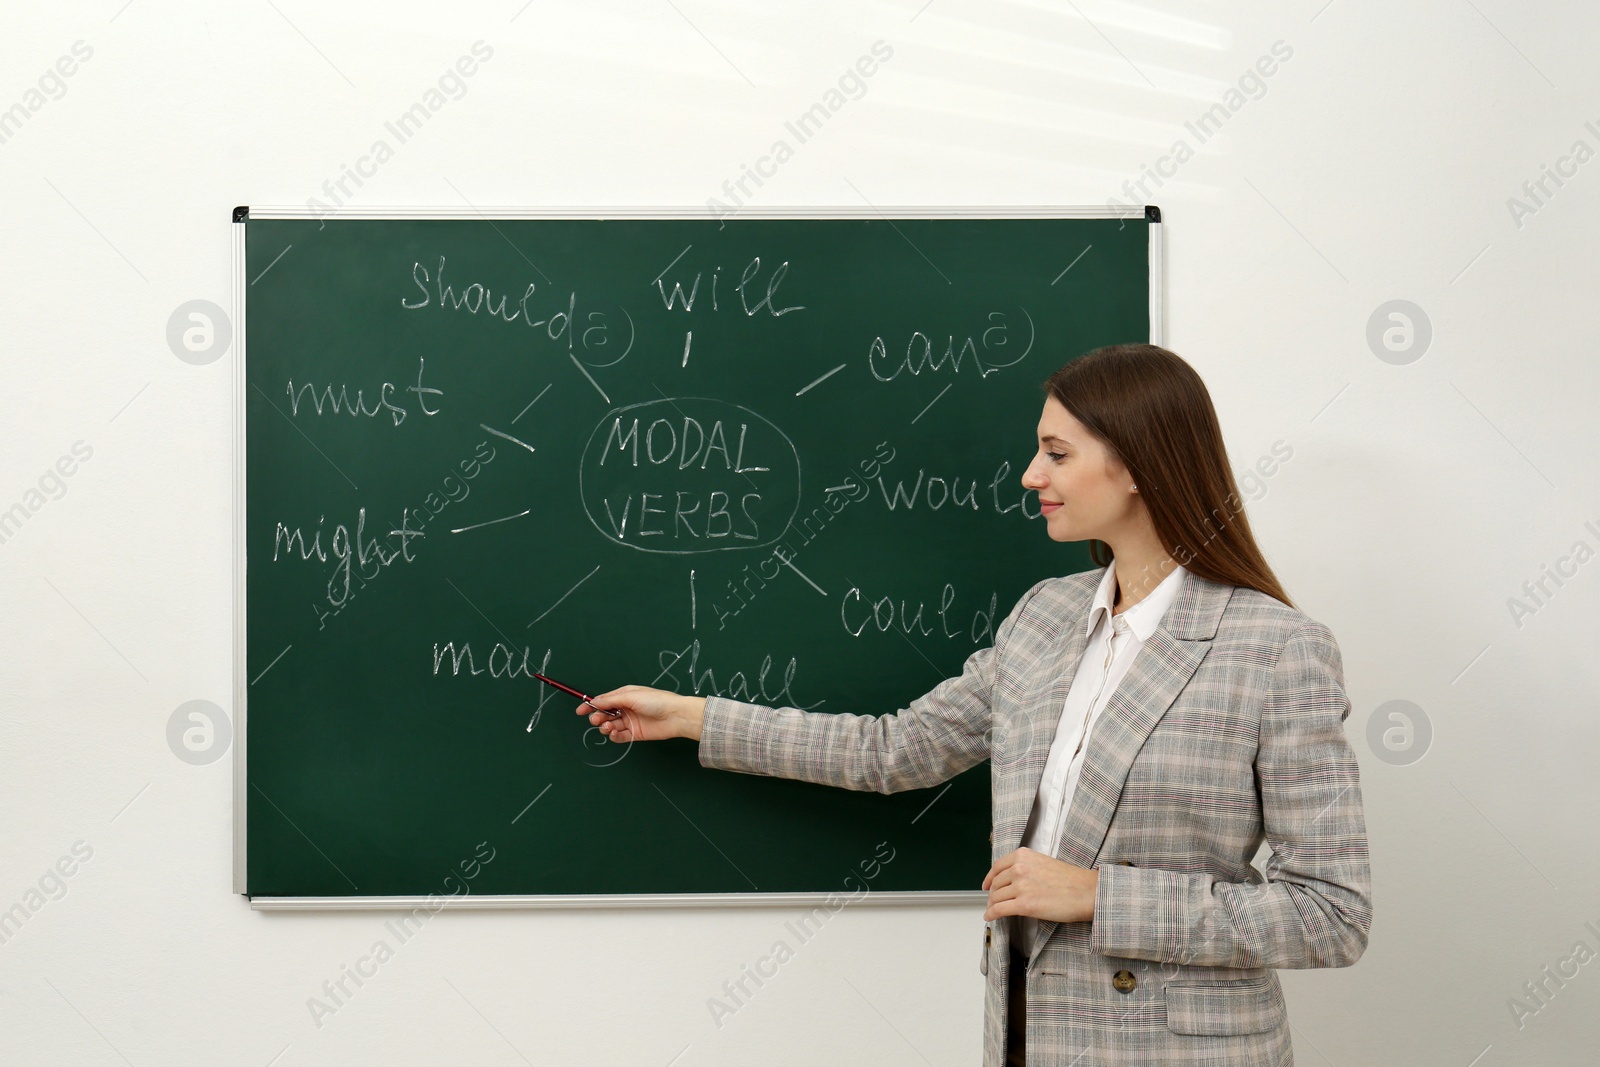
[841,583,998,646]
[432,640,554,681]
[305,437,498,628]
[872,461,1040,517]
[286,357,443,424]
[655,255,804,318]
[430,641,562,732]
[598,415,768,472]
[653,639,822,709]
[867,309,1033,382]
[708,440,895,630]
[401,255,632,366]
[601,491,761,543]
[581,398,800,556]
[274,507,423,608]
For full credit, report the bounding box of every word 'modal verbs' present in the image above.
[599,412,768,473]
[868,308,1033,382]
[580,397,801,555]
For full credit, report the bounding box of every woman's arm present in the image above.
[687,578,1051,795]
[1089,622,1374,969]
[698,642,997,794]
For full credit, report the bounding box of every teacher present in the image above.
[582,343,1373,1067]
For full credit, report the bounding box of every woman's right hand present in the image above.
[580,685,706,743]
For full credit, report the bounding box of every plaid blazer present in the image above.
[698,566,1372,1066]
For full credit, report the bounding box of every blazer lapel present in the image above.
[991,574,1098,856]
[1022,568,1235,961]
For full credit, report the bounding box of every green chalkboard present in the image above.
[235,209,1157,901]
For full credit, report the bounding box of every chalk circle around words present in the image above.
[580,397,801,556]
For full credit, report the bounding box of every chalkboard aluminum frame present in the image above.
[230,204,1165,909]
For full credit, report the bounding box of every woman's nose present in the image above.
[1020,459,1046,489]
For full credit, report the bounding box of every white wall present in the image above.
[3,1,1598,1063]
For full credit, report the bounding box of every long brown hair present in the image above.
[1041,343,1293,608]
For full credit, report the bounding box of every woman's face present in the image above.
[1021,396,1138,543]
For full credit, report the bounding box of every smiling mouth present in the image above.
[1039,499,1063,512]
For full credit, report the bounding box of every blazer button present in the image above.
[1112,969,1137,993]
[1116,860,1133,866]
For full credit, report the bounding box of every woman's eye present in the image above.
[1047,451,1066,463]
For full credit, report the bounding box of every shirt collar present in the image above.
[1085,558,1189,641]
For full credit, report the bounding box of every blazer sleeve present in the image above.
[1090,621,1374,969]
[696,579,1050,795]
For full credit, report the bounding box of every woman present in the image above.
[583,343,1372,1067]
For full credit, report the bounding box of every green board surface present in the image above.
[241,213,1153,898]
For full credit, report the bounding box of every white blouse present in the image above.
[1013,557,1189,952]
